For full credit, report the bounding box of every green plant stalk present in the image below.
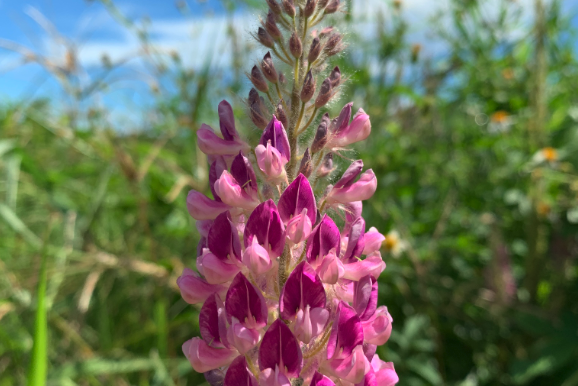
[27,243,49,386]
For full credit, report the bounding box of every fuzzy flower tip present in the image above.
[180,4,398,385]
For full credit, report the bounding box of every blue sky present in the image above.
[0,0,576,124]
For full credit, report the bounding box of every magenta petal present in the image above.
[280,261,326,320]
[177,268,227,304]
[196,220,213,238]
[334,160,363,189]
[225,272,268,329]
[285,210,313,244]
[353,275,378,321]
[198,251,241,284]
[327,301,364,360]
[327,169,377,204]
[260,115,291,161]
[258,319,303,377]
[361,306,393,345]
[343,201,363,234]
[371,356,399,386]
[226,319,261,354]
[218,100,238,141]
[224,355,258,386]
[363,227,385,255]
[343,217,366,263]
[277,174,317,225]
[208,211,242,262]
[330,108,371,148]
[260,367,291,386]
[197,124,249,156]
[306,215,341,266]
[310,371,335,386]
[199,294,225,347]
[342,252,386,281]
[182,337,237,373]
[242,238,272,274]
[187,190,231,220]
[244,200,286,259]
[333,102,353,135]
[316,250,345,285]
[325,345,370,384]
[230,151,258,193]
[209,156,227,202]
[214,171,260,210]
[363,343,377,362]
[357,368,377,386]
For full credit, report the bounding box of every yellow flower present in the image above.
[541,147,558,162]
[382,230,407,257]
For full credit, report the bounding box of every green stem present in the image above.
[297,107,319,136]
[272,47,293,65]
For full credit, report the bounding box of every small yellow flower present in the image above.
[502,68,514,80]
[536,202,551,217]
[491,111,509,123]
[382,230,407,257]
[541,147,558,162]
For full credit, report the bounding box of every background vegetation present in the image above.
[1,0,578,385]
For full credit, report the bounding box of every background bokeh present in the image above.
[1,0,578,385]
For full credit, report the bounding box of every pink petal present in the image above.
[342,252,385,281]
[258,319,302,377]
[293,306,329,344]
[226,318,261,354]
[316,250,345,285]
[187,190,231,220]
[242,238,273,274]
[182,337,237,373]
[371,356,399,386]
[326,169,377,204]
[198,251,241,284]
[214,170,260,210]
[225,273,268,329]
[176,268,227,304]
[363,227,385,255]
[361,306,393,345]
[223,355,258,386]
[197,124,249,156]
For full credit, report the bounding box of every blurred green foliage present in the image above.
[1,0,578,385]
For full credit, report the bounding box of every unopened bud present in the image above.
[266,0,282,14]
[289,32,302,58]
[265,11,282,40]
[320,26,334,37]
[261,52,279,83]
[318,0,330,8]
[329,66,341,87]
[314,78,333,108]
[251,65,269,93]
[249,88,269,129]
[257,27,275,48]
[298,148,313,177]
[304,0,317,18]
[318,152,334,177]
[282,0,296,17]
[275,103,289,130]
[311,113,329,154]
[300,71,316,102]
[308,37,322,63]
[325,0,340,14]
[324,32,343,56]
[279,73,287,84]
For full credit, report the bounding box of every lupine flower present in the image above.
[180,1,398,384]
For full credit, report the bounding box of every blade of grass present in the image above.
[0,203,42,249]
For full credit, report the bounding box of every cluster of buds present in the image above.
[179,1,398,385]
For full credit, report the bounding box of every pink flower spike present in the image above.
[186,190,231,220]
[371,356,399,386]
[176,268,227,304]
[243,237,273,274]
[258,319,303,378]
[316,249,345,284]
[214,170,260,210]
[197,124,250,156]
[285,208,313,244]
[361,306,393,345]
[363,227,385,255]
[182,337,237,373]
[342,252,386,281]
[224,355,258,386]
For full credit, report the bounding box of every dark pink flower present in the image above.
[258,319,303,378]
[244,199,286,259]
[223,355,258,386]
[343,217,366,263]
[177,268,227,304]
[353,275,378,321]
[225,272,268,329]
[306,214,341,266]
[187,190,231,220]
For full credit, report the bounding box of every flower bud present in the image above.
[243,237,273,274]
[325,0,340,14]
[261,52,279,84]
[250,65,269,93]
[301,70,316,102]
[275,102,289,130]
[286,208,313,244]
[329,66,341,88]
[266,0,282,14]
[265,11,282,40]
[311,113,329,154]
[318,152,334,177]
[315,78,333,108]
[318,0,330,8]
[289,31,302,59]
[248,88,269,129]
[304,0,317,17]
[308,37,322,63]
[279,72,287,84]
[324,32,343,56]
[282,0,296,17]
[298,148,312,177]
[320,26,334,37]
[257,27,274,48]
